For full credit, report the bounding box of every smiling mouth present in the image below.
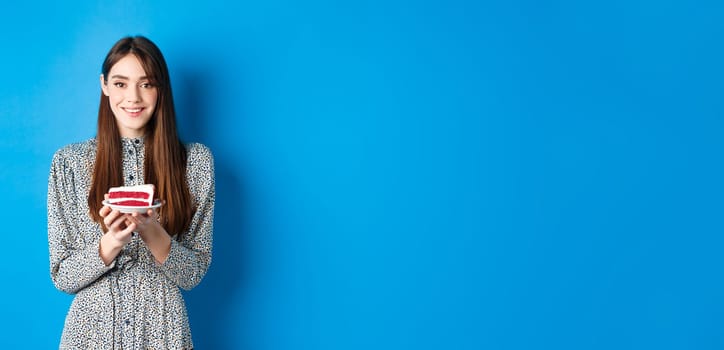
[122,107,144,113]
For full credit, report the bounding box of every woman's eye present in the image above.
[113,82,125,88]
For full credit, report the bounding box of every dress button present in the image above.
[125,319,130,325]
[134,139,140,144]
[129,175,134,181]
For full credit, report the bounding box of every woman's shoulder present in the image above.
[185,142,211,155]
[51,138,97,163]
[185,142,214,169]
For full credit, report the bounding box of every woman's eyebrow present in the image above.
[109,75,149,80]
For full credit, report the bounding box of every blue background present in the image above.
[1,1,723,349]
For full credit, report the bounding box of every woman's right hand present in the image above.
[98,194,136,265]
[100,205,135,245]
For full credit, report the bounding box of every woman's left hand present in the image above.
[126,209,160,235]
[126,208,172,264]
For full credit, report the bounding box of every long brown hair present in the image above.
[88,36,194,238]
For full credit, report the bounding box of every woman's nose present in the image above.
[126,87,141,103]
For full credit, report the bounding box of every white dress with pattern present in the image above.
[48,137,214,349]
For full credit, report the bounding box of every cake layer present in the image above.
[108,191,151,199]
[108,184,155,207]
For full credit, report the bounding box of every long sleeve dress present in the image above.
[47,137,214,349]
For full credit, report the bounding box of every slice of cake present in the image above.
[108,184,155,207]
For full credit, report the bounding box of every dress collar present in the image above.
[121,136,145,146]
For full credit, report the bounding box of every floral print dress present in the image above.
[47,137,214,349]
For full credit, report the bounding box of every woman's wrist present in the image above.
[140,224,171,264]
[99,231,124,265]
[103,231,127,249]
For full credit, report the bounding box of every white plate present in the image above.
[102,199,163,213]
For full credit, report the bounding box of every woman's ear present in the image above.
[100,74,109,96]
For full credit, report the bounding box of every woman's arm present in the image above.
[156,144,215,290]
[48,150,115,294]
[127,208,171,264]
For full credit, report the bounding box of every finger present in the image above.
[99,205,111,217]
[134,211,154,225]
[122,222,137,235]
[108,216,123,231]
[109,210,125,225]
[114,223,135,243]
[129,210,151,219]
[104,210,120,227]
[110,213,130,230]
[104,193,109,200]
[125,214,141,226]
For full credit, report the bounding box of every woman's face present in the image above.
[100,54,158,138]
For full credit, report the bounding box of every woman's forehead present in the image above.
[108,54,148,79]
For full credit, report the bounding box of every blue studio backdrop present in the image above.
[1,1,724,349]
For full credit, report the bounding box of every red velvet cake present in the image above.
[108,184,155,207]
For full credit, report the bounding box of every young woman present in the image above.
[48,36,214,349]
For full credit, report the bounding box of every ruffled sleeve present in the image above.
[48,148,114,294]
[157,143,215,290]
